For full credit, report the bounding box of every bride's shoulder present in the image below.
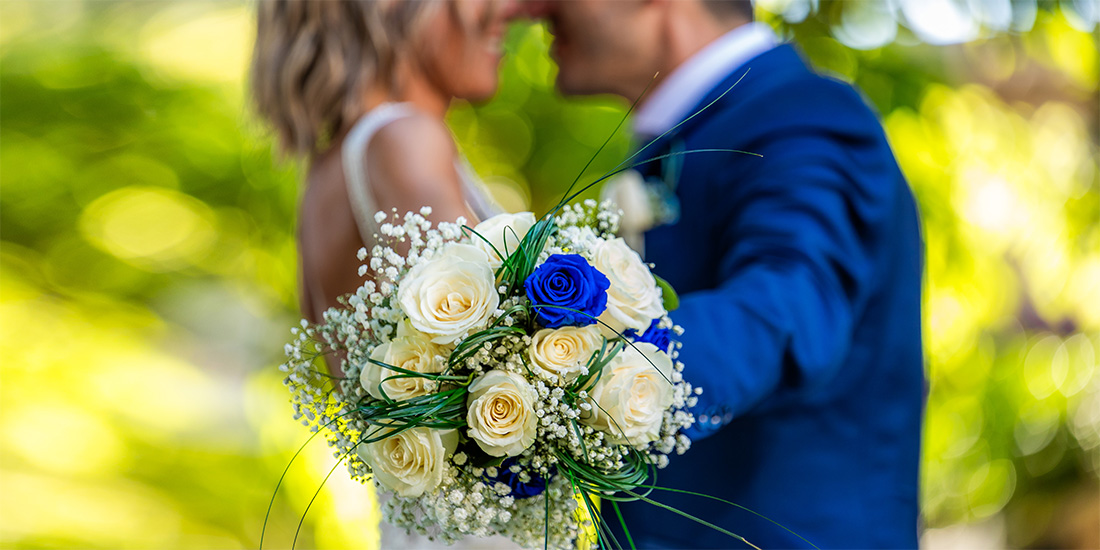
[365,111,464,199]
[368,110,457,161]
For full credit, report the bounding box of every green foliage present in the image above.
[654,275,680,312]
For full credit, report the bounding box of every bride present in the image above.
[251,1,521,548]
[251,0,507,326]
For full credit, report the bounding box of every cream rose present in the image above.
[466,370,538,457]
[529,326,603,385]
[397,243,499,344]
[358,427,458,497]
[583,342,674,446]
[361,322,448,401]
[471,212,536,269]
[592,238,665,338]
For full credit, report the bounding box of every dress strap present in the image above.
[341,102,416,244]
[456,156,500,221]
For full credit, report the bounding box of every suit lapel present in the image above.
[637,44,808,150]
[632,43,809,188]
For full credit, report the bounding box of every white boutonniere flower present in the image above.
[600,169,655,254]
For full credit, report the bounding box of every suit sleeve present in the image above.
[673,84,891,438]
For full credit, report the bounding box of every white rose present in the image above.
[362,321,448,401]
[471,212,537,269]
[397,243,500,344]
[358,427,458,497]
[583,342,674,446]
[529,326,603,385]
[592,238,665,338]
[466,370,538,457]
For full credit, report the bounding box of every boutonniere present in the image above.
[599,140,684,255]
[652,138,684,226]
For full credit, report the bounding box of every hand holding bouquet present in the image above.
[281,201,698,548]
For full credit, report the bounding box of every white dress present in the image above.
[342,103,521,550]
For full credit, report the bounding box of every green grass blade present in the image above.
[556,148,761,210]
[291,426,384,550]
[546,73,659,220]
[621,489,760,550]
[261,409,355,549]
[632,484,821,550]
[610,500,637,550]
[609,69,752,178]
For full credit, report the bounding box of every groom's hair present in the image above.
[702,0,755,22]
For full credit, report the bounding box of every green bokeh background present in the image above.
[1,1,1097,548]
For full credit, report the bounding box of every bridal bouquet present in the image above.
[280,201,697,548]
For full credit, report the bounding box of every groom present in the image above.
[522,1,925,548]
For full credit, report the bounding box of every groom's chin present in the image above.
[553,67,605,98]
[551,52,632,99]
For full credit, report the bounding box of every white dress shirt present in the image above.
[633,22,778,138]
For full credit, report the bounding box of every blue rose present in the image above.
[525,254,609,328]
[626,318,672,352]
[487,457,551,499]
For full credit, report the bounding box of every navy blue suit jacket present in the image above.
[611,44,925,549]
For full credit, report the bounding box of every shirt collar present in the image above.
[633,22,778,139]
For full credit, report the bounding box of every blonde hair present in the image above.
[250,0,441,155]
